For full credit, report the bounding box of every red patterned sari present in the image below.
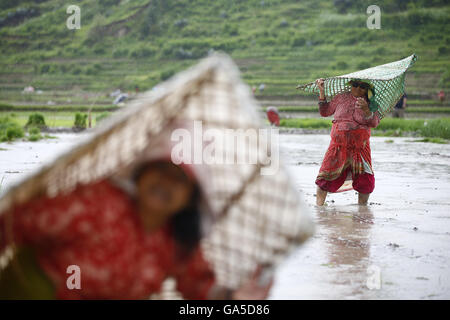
[315,92,380,194]
[0,180,215,299]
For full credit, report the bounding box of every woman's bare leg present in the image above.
[316,186,328,206]
[358,192,370,205]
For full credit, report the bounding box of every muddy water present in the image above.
[1,133,449,299]
[270,134,450,299]
[0,133,91,194]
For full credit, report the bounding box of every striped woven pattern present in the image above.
[296,54,417,118]
[0,54,314,292]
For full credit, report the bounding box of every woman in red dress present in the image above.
[266,106,280,126]
[314,78,380,206]
[0,160,271,299]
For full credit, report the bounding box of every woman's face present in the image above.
[136,162,194,221]
[351,81,369,98]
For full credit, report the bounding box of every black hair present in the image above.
[349,80,370,102]
[171,185,202,258]
[132,161,202,258]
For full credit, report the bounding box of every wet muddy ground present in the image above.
[0,133,90,191]
[271,134,450,299]
[0,133,449,299]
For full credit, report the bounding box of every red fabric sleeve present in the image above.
[364,111,381,128]
[353,107,381,128]
[319,96,338,117]
[173,247,216,300]
[0,181,114,250]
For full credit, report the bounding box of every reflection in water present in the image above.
[272,134,450,299]
[315,205,374,296]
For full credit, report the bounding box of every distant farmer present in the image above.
[259,84,265,93]
[438,90,445,103]
[315,78,380,206]
[392,93,407,118]
[266,106,280,126]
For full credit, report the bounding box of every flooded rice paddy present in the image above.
[0,132,449,299]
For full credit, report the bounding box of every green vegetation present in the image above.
[376,118,450,139]
[280,118,332,129]
[277,106,318,112]
[0,116,24,142]
[95,112,111,123]
[407,100,450,106]
[0,0,448,145]
[403,107,450,113]
[411,137,448,144]
[276,106,450,113]
[74,113,87,129]
[421,119,450,140]
[280,117,450,142]
[25,113,46,128]
[372,129,406,137]
[1,111,110,127]
[27,126,43,142]
[376,118,425,132]
[0,115,57,142]
[0,103,118,112]
[0,0,448,106]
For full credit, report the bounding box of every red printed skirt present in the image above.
[315,124,375,194]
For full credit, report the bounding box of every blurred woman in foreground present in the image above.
[0,159,271,299]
